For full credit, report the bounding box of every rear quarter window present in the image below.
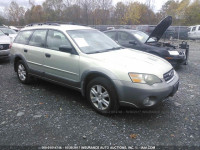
[14,30,33,44]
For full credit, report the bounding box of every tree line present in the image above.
[0,0,200,26]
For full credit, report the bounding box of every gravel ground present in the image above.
[0,41,200,149]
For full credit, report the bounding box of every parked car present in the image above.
[137,25,188,40]
[173,26,188,40]
[0,30,11,60]
[0,27,17,41]
[162,26,188,40]
[188,25,200,40]
[9,26,20,32]
[104,16,189,66]
[11,23,179,114]
[136,25,156,35]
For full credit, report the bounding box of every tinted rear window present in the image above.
[14,30,33,44]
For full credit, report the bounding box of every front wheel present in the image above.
[86,77,119,114]
[17,60,31,84]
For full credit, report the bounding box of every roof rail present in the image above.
[25,22,86,27]
[25,22,60,27]
[45,21,85,26]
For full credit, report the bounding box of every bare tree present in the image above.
[6,1,25,25]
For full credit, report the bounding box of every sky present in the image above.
[0,0,168,14]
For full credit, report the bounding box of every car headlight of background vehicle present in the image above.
[168,51,179,56]
[129,73,162,85]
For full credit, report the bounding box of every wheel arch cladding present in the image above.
[81,70,119,97]
[14,55,28,72]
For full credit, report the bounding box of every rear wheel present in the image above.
[16,60,31,84]
[86,77,119,114]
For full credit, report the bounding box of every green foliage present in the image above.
[160,0,200,26]
[183,0,200,25]
[2,0,200,26]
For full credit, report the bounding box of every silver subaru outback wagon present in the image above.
[10,23,179,114]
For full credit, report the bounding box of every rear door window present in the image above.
[46,30,72,51]
[29,30,47,48]
[14,30,33,44]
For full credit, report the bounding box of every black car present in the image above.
[104,16,189,66]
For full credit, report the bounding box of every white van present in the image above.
[188,25,200,40]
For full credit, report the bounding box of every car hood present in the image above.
[89,49,173,79]
[0,35,11,44]
[146,16,172,43]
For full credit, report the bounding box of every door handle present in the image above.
[45,53,51,58]
[24,49,28,53]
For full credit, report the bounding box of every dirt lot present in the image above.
[0,40,200,149]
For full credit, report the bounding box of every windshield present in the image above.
[0,28,17,34]
[131,30,155,43]
[67,29,122,54]
[0,30,4,36]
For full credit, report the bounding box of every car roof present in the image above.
[21,24,92,31]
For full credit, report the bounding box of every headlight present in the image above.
[129,73,162,85]
[168,51,179,56]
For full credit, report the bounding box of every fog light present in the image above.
[143,97,150,105]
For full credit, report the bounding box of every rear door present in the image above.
[26,29,47,74]
[13,30,34,60]
[43,29,80,86]
[197,26,200,39]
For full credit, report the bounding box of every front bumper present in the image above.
[113,72,179,108]
[0,49,10,59]
[166,54,186,65]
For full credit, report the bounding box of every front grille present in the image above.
[0,44,9,50]
[163,69,174,82]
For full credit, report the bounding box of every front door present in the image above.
[117,31,142,50]
[43,30,80,87]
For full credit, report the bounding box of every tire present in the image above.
[16,60,31,84]
[86,77,119,114]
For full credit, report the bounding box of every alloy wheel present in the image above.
[90,85,110,110]
[18,64,27,81]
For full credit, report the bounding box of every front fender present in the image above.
[80,68,120,96]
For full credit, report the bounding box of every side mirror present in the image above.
[5,33,9,36]
[129,40,137,45]
[59,45,73,53]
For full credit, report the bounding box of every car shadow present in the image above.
[0,58,10,64]
[30,79,90,108]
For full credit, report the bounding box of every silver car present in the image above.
[0,30,11,60]
[11,23,179,114]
